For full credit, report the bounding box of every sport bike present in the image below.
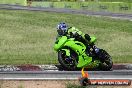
[54,36,113,71]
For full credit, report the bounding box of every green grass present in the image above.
[100,0,132,3]
[0,0,27,6]
[66,83,85,88]
[0,10,132,65]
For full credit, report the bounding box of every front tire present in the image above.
[58,50,78,71]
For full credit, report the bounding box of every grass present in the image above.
[17,85,24,88]
[0,0,27,6]
[67,84,85,88]
[0,10,131,65]
[100,0,132,2]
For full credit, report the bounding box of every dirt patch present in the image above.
[0,80,78,88]
[17,65,42,71]
[0,80,131,88]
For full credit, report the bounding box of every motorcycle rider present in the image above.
[55,22,112,70]
[56,22,96,48]
[56,22,101,62]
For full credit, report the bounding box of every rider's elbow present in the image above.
[84,34,91,41]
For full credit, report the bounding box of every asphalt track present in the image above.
[0,4,132,80]
[0,4,132,21]
[0,70,132,80]
[0,65,132,80]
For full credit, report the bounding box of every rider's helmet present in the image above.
[57,22,68,36]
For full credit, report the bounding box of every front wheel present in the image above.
[58,49,78,71]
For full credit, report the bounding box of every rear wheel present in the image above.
[58,49,78,71]
[98,49,113,71]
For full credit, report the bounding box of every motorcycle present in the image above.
[54,35,113,71]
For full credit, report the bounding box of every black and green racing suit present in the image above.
[56,27,96,47]
[67,27,96,46]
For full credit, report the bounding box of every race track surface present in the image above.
[0,4,132,21]
[0,70,132,80]
[0,65,132,80]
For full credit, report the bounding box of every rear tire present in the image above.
[58,50,78,71]
[98,49,113,71]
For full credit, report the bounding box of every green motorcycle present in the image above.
[54,36,113,71]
